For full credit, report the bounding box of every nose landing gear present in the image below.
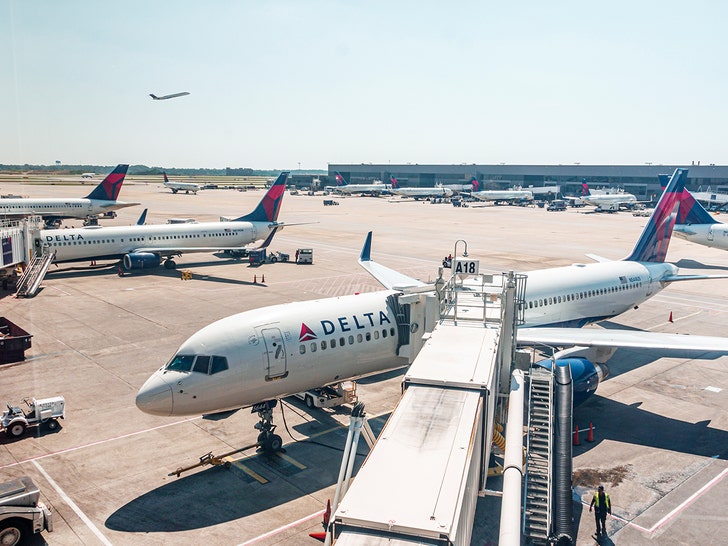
[253,399,283,453]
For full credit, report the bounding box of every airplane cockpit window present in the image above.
[193,355,211,374]
[210,356,228,374]
[166,354,194,372]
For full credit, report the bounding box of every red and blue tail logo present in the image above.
[234,172,289,222]
[163,172,170,183]
[390,175,398,188]
[86,164,128,201]
[581,179,591,196]
[299,323,317,342]
[471,177,480,192]
[624,168,687,263]
[678,189,717,225]
[335,172,347,186]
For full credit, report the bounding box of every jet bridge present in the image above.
[329,270,526,546]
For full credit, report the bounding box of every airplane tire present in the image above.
[257,432,267,445]
[46,419,59,431]
[266,434,283,452]
[305,395,315,409]
[164,260,177,270]
[7,422,25,438]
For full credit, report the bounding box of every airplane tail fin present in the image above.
[678,189,719,225]
[233,172,289,222]
[136,209,148,225]
[623,168,687,263]
[471,177,480,192]
[335,172,348,186]
[163,172,170,184]
[85,164,129,201]
[390,175,399,188]
[149,94,158,99]
[581,179,591,196]
[657,174,670,191]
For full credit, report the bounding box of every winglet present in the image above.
[233,172,289,222]
[360,231,373,262]
[358,231,428,290]
[149,94,158,100]
[136,208,148,225]
[85,164,129,201]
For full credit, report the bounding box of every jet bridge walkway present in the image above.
[329,271,526,546]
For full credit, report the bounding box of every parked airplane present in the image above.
[331,172,391,196]
[673,189,728,251]
[389,176,453,199]
[41,172,289,272]
[575,180,638,212]
[0,164,137,225]
[149,92,190,100]
[469,178,533,204]
[163,173,201,195]
[136,168,728,452]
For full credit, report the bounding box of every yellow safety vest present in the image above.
[593,492,610,509]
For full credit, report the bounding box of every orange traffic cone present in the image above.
[309,532,326,542]
[261,273,265,283]
[669,312,674,323]
[253,274,257,284]
[587,422,595,442]
[573,425,580,446]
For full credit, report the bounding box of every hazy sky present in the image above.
[2,1,727,169]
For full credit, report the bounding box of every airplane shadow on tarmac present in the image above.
[673,258,728,271]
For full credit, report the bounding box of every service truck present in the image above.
[1,396,65,438]
[0,476,53,546]
[294,382,357,409]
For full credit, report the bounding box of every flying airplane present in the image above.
[469,178,533,204]
[136,168,728,452]
[0,164,137,225]
[149,92,190,100]
[40,172,289,272]
[673,188,728,251]
[388,175,453,199]
[163,173,201,194]
[574,180,638,212]
[330,172,391,196]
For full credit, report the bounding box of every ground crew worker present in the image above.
[589,485,611,536]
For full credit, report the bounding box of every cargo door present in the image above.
[261,327,288,381]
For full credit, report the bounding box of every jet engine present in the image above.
[533,357,608,407]
[123,252,162,271]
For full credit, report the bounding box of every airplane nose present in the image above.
[136,373,173,416]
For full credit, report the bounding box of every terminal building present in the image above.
[328,163,728,199]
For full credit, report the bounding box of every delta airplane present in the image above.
[41,172,289,272]
[149,92,190,100]
[331,172,391,196]
[469,178,533,203]
[388,175,453,199]
[673,188,728,251]
[575,180,638,212]
[136,168,728,452]
[0,164,137,225]
[163,173,201,194]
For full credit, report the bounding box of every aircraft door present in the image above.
[708,227,714,241]
[261,327,288,381]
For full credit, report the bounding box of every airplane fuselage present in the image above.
[674,223,728,250]
[0,198,136,219]
[391,186,453,199]
[336,183,391,196]
[471,190,533,202]
[164,181,200,194]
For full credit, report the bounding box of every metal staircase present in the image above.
[523,368,554,544]
[15,251,55,298]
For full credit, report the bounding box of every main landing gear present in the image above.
[253,400,283,453]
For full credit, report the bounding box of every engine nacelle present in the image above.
[123,252,162,271]
[534,357,607,407]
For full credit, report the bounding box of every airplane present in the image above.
[469,177,533,204]
[330,172,391,196]
[673,188,728,251]
[149,92,190,100]
[573,179,638,212]
[163,173,201,195]
[136,168,728,452]
[81,173,95,179]
[40,172,289,272]
[0,164,138,226]
[388,175,453,199]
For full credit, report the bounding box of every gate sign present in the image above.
[453,259,479,277]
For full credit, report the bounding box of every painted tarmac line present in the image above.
[33,459,114,546]
[0,416,200,471]
[237,509,325,546]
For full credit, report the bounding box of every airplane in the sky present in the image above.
[330,172,391,196]
[573,180,638,212]
[40,172,289,272]
[469,178,533,204]
[673,188,728,251]
[163,173,201,195]
[136,168,728,452]
[0,164,137,225]
[149,92,190,100]
[388,175,453,199]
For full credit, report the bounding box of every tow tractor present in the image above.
[293,381,358,409]
[248,249,290,266]
[1,397,65,438]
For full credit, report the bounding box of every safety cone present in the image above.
[253,274,257,284]
[573,425,580,446]
[309,532,326,542]
[261,273,265,283]
[587,422,595,442]
[669,311,674,323]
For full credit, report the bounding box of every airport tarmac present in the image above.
[2,178,728,545]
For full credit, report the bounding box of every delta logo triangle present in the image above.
[299,323,317,342]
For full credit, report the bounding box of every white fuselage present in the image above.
[582,192,637,210]
[41,220,272,263]
[391,186,453,199]
[137,258,678,416]
[336,182,391,195]
[0,198,136,219]
[674,223,728,251]
[164,180,200,194]
[471,189,533,202]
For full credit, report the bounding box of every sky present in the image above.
[2,1,728,170]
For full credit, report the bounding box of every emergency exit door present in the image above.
[261,327,288,381]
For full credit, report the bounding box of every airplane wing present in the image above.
[518,326,728,353]
[358,231,428,290]
[584,253,612,263]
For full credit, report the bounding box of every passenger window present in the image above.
[311,342,317,352]
[210,356,228,374]
[382,329,387,338]
[348,335,354,345]
[390,327,395,337]
[166,354,194,372]
[321,340,327,350]
[331,339,336,348]
[374,331,380,340]
[299,345,306,355]
[340,337,346,346]
[357,333,363,343]
[193,355,211,374]
[365,332,371,341]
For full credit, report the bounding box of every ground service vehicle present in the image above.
[296,248,313,264]
[248,249,289,266]
[293,382,358,409]
[547,199,567,211]
[1,396,65,438]
[0,476,53,545]
[323,199,339,206]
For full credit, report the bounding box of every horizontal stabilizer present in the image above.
[584,253,612,263]
[661,273,728,282]
[358,231,428,290]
